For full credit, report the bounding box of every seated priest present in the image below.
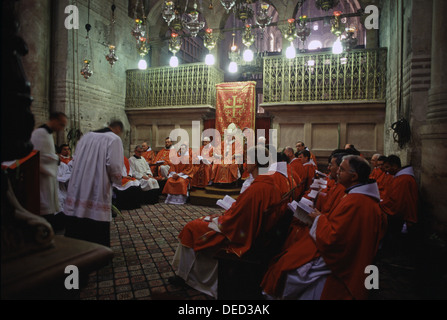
[261,155,386,300]
[373,155,393,200]
[380,155,419,251]
[211,125,243,186]
[283,146,305,200]
[170,145,296,299]
[112,156,143,210]
[191,136,214,189]
[57,159,72,210]
[297,149,317,192]
[129,145,160,204]
[162,143,194,205]
[153,137,175,179]
[141,141,156,164]
[58,143,73,165]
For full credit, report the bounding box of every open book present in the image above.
[315,170,328,178]
[307,189,320,199]
[310,178,328,190]
[288,198,314,226]
[216,195,236,210]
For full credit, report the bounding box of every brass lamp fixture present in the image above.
[315,0,340,11]
[331,11,345,37]
[256,2,272,32]
[342,26,358,51]
[284,18,297,43]
[105,2,118,67]
[296,15,312,44]
[183,2,205,37]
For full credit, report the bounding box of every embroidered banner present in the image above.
[215,81,256,135]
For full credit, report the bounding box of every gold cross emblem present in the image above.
[224,96,243,117]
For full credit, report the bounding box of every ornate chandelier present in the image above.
[169,32,182,54]
[204,28,217,51]
[220,0,236,13]
[255,2,272,32]
[342,26,358,51]
[106,45,119,66]
[131,18,145,40]
[331,11,345,37]
[236,1,254,22]
[105,3,118,67]
[315,0,340,11]
[284,18,298,43]
[81,59,93,80]
[183,3,205,37]
[81,17,93,80]
[162,1,175,25]
[242,24,255,48]
[296,15,311,44]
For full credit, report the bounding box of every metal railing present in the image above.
[263,48,387,103]
[125,63,224,109]
[125,48,387,109]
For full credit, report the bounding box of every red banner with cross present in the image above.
[215,81,256,135]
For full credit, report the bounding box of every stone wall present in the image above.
[379,0,432,182]
[18,0,139,156]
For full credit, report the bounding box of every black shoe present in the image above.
[168,275,185,286]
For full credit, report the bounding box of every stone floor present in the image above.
[77,198,447,301]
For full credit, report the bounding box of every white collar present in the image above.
[266,161,288,178]
[348,182,380,202]
[395,166,414,178]
[290,157,299,163]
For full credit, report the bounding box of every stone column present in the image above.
[427,0,447,120]
[16,0,51,126]
[149,38,165,67]
[420,0,447,229]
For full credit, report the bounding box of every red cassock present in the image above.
[315,180,345,214]
[289,158,305,199]
[179,170,295,258]
[380,168,418,224]
[292,159,317,192]
[153,148,173,178]
[142,150,156,164]
[211,140,243,184]
[162,152,194,196]
[375,170,393,200]
[261,183,386,300]
[59,155,72,165]
[316,190,385,300]
[191,146,214,188]
[121,156,138,186]
[287,163,303,200]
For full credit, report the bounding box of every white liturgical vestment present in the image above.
[128,156,160,191]
[30,127,60,215]
[64,131,123,222]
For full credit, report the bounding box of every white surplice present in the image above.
[128,156,160,191]
[64,131,124,222]
[30,127,60,215]
[113,162,141,191]
[57,161,72,210]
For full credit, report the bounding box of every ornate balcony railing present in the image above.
[263,48,387,103]
[125,63,224,109]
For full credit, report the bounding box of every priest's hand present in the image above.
[308,209,321,221]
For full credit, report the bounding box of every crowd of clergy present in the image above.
[53,133,419,300]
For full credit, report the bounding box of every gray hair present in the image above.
[342,155,371,183]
